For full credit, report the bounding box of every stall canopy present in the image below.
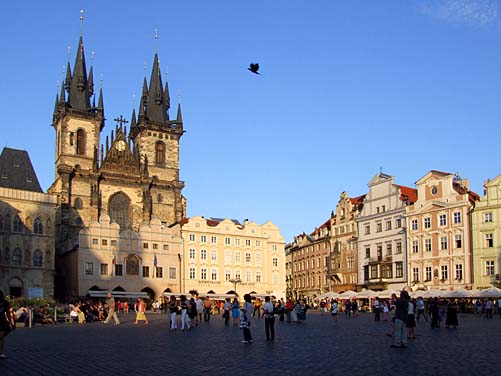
[88,290,148,299]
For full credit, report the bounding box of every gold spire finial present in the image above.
[177,89,182,104]
[100,73,103,89]
[67,45,71,62]
[144,61,147,77]
[154,28,159,53]
[132,94,136,108]
[80,10,84,36]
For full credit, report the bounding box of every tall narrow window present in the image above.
[155,141,165,164]
[32,250,43,267]
[76,129,86,155]
[108,192,132,231]
[34,217,43,234]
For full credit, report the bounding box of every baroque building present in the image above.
[49,33,186,300]
[357,173,417,291]
[406,171,478,291]
[472,174,501,289]
[181,216,286,299]
[329,192,365,293]
[0,148,57,298]
[287,220,331,301]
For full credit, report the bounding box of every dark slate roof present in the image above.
[0,147,43,192]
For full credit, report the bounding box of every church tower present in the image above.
[49,25,186,258]
[129,52,185,225]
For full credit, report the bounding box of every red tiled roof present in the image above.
[453,183,480,203]
[394,184,418,203]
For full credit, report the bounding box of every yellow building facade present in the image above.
[181,216,286,299]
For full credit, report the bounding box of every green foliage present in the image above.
[6,296,57,310]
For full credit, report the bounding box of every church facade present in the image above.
[50,34,187,300]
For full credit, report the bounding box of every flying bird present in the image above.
[248,63,260,75]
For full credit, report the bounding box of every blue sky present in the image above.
[1,1,501,242]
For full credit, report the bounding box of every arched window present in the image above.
[33,250,43,267]
[155,141,165,164]
[34,217,43,234]
[12,248,22,266]
[0,215,3,231]
[126,254,140,276]
[25,216,32,232]
[4,214,10,232]
[46,219,52,234]
[108,192,132,232]
[74,198,83,210]
[13,215,22,233]
[76,129,86,155]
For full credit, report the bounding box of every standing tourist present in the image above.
[103,293,120,325]
[223,298,232,326]
[241,294,253,343]
[263,296,275,342]
[253,298,262,318]
[203,296,212,323]
[407,299,416,339]
[345,299,352,317]
[497,297,501,318]
[179,295,191,331]
[232,297,240,326]
[382,300,389,321]
[445,299,459,328]
[0,290,15,359]
[391,291,409,348]
[330,299,338,323]
[169,295,178,330]
[484,299,493,319]
[195,294,203,325]
[123,301,129,315]
[134,298,149,325]
[285,299,294,323]
[415,297,427,322]
[374,297,381,321]
[430,297,440,329]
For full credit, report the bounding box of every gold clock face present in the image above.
[115,140,126,151]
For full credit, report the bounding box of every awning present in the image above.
[88,290,148,299]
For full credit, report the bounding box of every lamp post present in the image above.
[229,277,242,295]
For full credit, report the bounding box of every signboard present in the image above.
[28,288,44,298]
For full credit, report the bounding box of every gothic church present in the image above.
[49,34,186,299]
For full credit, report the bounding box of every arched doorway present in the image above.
[108,192,132,232]
[9,277,23,298]
[88,285,100,292]
[164,288,172,293]
[141,287,155,302]
[112,286,125,292]
[207,290,216,294]
[226,290,236,295]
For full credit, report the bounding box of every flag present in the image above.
[154,254,158,268]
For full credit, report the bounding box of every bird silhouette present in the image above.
[248,63,260,75]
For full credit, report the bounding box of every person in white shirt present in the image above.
[263,296,275,341]
[331,299,338,322]
[241,294,254,343]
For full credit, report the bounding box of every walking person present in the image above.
[391,291,409,348]
[123,301,129,315]
[0,290,15,359]
[134,298,149,325]
[263,296,275,342]
[241,294,253,343]
[103,293,120,325]
[430,297,440,329]
[285,299,294,323]
[223,298,232,326]
[253,298,262,318]
[179,295,191,331]
[169,295,178,330]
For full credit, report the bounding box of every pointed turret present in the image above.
[64,62,72,92]
[68,36,91,111]
[139,77,148,118]
[97,87,104,111]
[59,80,66,103]
[176,103,183,123]
[144,53,168,123]
[164,78,171,110]
[130,108,137,130]
[88,65,94,98]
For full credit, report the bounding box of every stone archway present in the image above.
[141,287,155,301]
[9,277,23,298]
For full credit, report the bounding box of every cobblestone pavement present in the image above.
[0,310,499,376]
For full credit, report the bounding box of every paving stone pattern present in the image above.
[0,311,499,376]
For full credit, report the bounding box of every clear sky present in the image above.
[1,1,501,243]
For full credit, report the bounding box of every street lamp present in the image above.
[229,277,242,294]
